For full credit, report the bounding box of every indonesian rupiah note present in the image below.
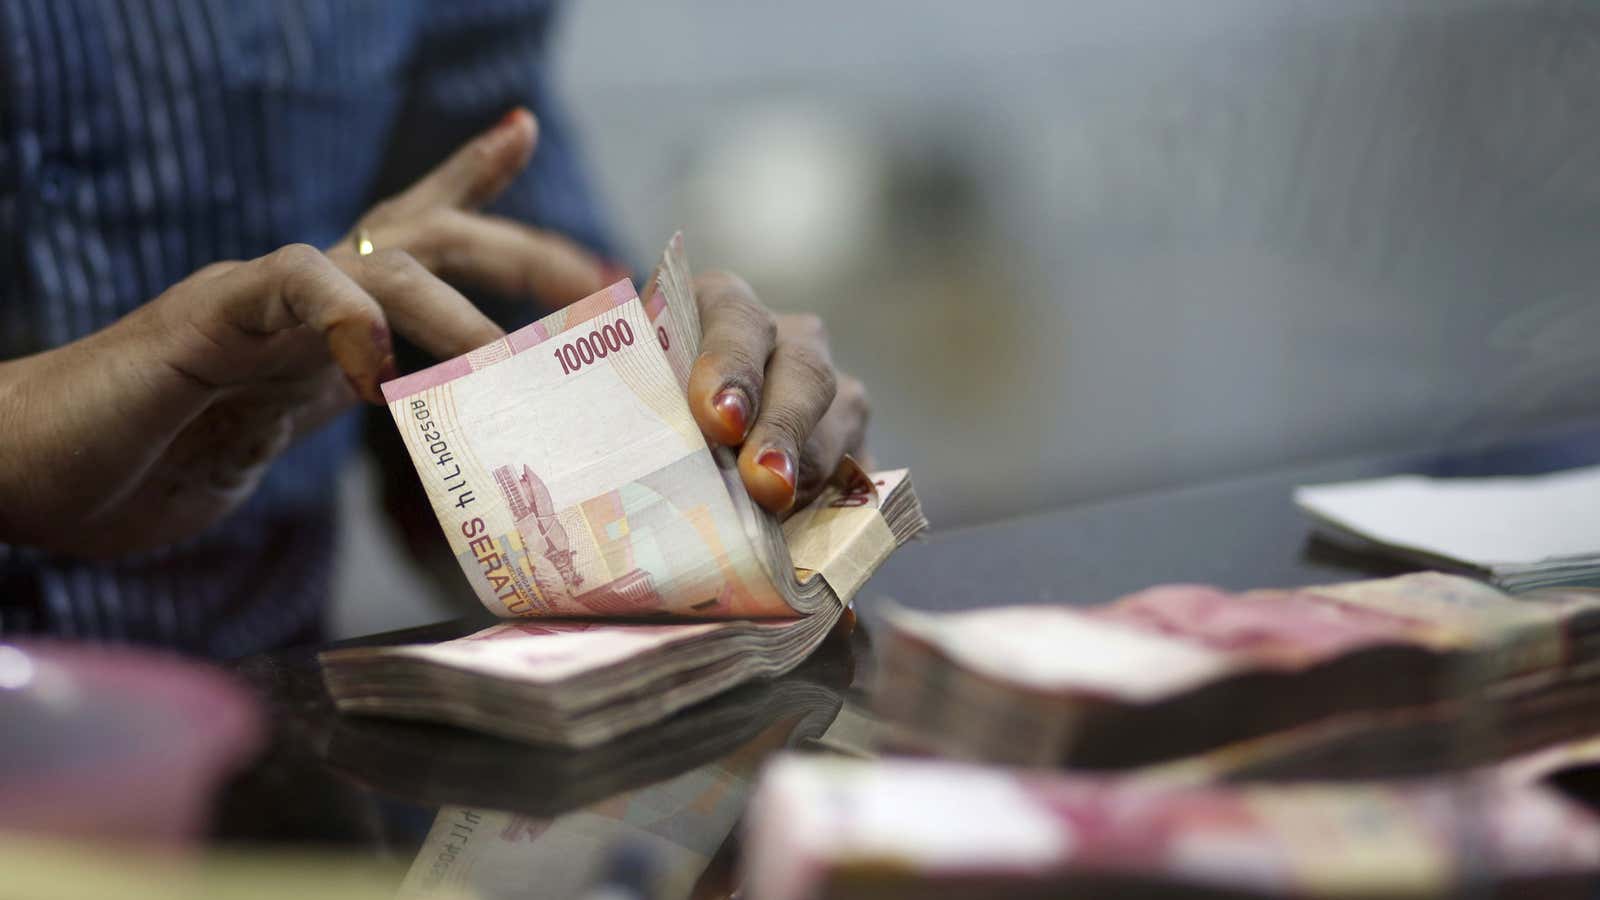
[742,756,1600,900]
[383,277,792,619]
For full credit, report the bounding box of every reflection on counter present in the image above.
[288,628,870,899]
[390,682,846,899]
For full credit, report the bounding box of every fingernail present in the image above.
[757,447,796,493]
[373,327,396,385]
[599,261,632,286]
[713,389,750,439]
[343,371,375,404]
[496,107,526,132]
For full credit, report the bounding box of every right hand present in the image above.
[0,243,504,558]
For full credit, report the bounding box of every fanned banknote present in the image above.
[375,233,919,619]
[741,755,1600,900]
[323,235,926,747]
[322,469,918,747]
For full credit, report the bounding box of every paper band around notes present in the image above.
[782,457,897,604]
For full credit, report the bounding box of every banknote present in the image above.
[741,755,1600,900]
[332,233,925,747]
[873,573,1600,770]
[383,273,791,618]
[323,665,848,816]
[1296,465,1600,592]
[321,463,924,747]
[396,684,838,900]
[381,233,901,621]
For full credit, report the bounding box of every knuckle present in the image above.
[756,307,779,344]
[368,247,420,276]
[761,404,813,446]
[699,270,772,319]
[418,205,455,233]
[696,269,752,299]
[705,347,766,391]
[787,347,838,402]
[406,231,447,272]
[268,242,323,275]
[788,312,828,344]
[191,260,240,282]
[263,244,332,301]
[706,302,777,359]
[750,305,779,346]
[796,437,832,492]
[464,139,497,172]
[838,374,870,416]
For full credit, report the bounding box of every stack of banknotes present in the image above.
[740,754,1600,900]
[1296,465,1600,591]
[321,635,855,816]
[321,235,925,747]
[395,682,842,900]
[874,572,1600,776]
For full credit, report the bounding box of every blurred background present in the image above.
[333,0,1600,634]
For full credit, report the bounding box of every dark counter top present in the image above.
[865,417,1600,615]
[216,418,1600,898]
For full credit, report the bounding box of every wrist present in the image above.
[0,351,64,545]
[0,318,212,549]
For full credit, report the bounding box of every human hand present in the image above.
[333,108,870,517]
[326,108,611,310]
[687,272,870,516]
[0,244,502,557]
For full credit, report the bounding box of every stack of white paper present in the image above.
[1294,464,1600,592]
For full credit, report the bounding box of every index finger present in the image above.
[389,108,539,214]
[205,244,394,403]
[343,247,505,359]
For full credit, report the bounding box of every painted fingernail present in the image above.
[713,389,750,439]
[757,447,796,493]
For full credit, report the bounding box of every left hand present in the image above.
[687,271,870,515]
[327,108,611,313]
[329,108,869,516]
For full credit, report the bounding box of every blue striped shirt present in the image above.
[0,0,613,656]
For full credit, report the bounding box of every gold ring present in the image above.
[354,228,375,256]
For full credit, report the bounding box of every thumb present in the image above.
[395,107,539,213]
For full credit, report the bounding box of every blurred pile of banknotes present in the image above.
[782,572,1600,899]
[317,235,1600,899]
